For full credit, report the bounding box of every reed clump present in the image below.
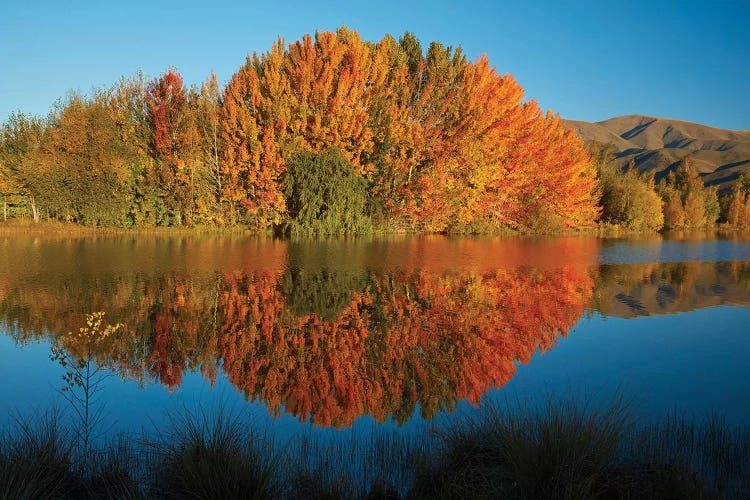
[1,397,748,499]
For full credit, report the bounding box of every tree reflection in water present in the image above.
[2,244,750,427]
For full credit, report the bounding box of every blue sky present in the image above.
[1,0,748,129]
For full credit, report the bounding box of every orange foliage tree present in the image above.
[146,70,200,226]
[219,27,600,232]
[1,28,600,231]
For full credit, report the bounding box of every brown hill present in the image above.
[566,115,750,191]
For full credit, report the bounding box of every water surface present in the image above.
[1,233,748,439]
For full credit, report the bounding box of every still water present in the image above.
[0,233,749,440]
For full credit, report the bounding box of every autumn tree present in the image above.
[592,145,663,231]
[721,174,750,227]
[725,185,750,227]
[3,28,604,232]
[220,50,284,227]
[0,113,46,221]
[663,192,686,229]
[146,69,201,226]
[657,156,717,229]
[218,28,600,233]
[48,93,135,225]
[196,72,225,221]
[0,95,136,225]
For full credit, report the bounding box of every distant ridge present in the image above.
[566,115,750,191]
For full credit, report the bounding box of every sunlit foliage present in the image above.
[590,144,663,231]
[656,156,719,229]
[0,28,600,233]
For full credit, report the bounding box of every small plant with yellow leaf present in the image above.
[50,312,124,468]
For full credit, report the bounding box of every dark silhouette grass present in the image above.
[1,397,748,499]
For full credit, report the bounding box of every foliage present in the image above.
[0,27,601,233]
[42,94,135,226]
[2,252,750,496]
[721,175,750,227]
[0,112,46,221]
[656,156,719,229]
[50,312,124,455]
[283,148,372,236]
[196,72,225,223]
[7,28,749,234]
[590,145,740,233]
[590,144,663,231]
[4,263,592,428]
[145,70,202,226]
[6,244,750,429]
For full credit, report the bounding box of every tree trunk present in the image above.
[30,196,39,223]
[3,199,6,222]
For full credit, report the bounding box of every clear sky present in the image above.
[1,0,748,129]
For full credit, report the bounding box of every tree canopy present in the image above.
[0,27,610,233]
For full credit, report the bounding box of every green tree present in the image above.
[0,113,46,221]
[32,93,134,225]
[107,72,153,227]
[703,185,720,226]
[398,31,423,81]
[279,268,370,321]
[283,148,372,236]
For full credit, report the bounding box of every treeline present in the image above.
[0,27,600,233]
[3,27,747,234]
[590,142,750,231]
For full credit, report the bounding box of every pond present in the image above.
[1,232,749,443]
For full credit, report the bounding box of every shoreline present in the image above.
[1,219,748,240]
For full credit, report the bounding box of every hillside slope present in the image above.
[566,115,750,191]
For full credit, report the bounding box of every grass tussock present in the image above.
[0,412,142,499]
[412,395,633,500]
[1,397,749,499]
[624,414,750,499]
[0,413,81,499]
[412,396,750,500]
[146,405,279,499]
